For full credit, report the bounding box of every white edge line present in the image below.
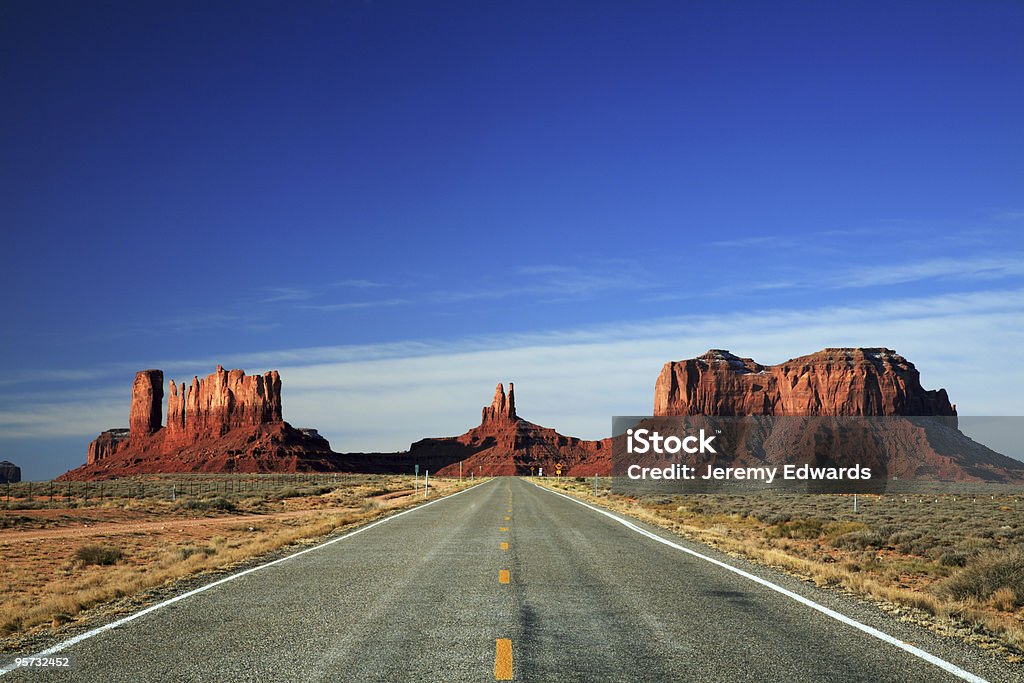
[0,479,493,676]
[536,482,990,683]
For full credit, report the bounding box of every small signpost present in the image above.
[555,462,563,478]
[415,464,420,495]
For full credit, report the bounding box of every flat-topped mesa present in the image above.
[654,347,957,417]
[86,429,129,464]
[129,370,163,439]
[481,382,517,424]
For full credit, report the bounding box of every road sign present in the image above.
[555,462,563,476]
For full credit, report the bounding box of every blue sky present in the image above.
[2,1,1023,479]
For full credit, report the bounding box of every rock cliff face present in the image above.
[654,348,957,417]
[166,366,283,442]
[86,429,130,465]
[129,370,163,438]
[65,366,334,480]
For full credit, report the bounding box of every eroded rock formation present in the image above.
[165,366,283,442]
[481,383,516,424]
[65,366,334,480]
[402,382,609,477]
[654,348,957,417]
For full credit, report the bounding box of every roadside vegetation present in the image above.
[0,474,473,650]
[544,477,1024,660]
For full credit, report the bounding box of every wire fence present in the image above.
[1,473,350,509]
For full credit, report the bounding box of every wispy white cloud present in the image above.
[746,255,1024,292]
[298,260,654,311]
[0,367,126,388]
[841,256,1024,287]
[0,400,125,439]
[300,298,410,312]
[707,235,785,249]
[332,279,386,289]
[5,289,1023,464]
[260,286,317,303]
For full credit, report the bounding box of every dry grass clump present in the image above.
[942,550,1024,609]
[74,544,123,566]
[176,544,217,561]
[176,496,236,512]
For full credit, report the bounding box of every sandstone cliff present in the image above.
[86,429,130,465]
[654,348,956,417]
[129,370,163,438]
[164,366,283,443]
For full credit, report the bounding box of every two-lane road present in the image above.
[1,478,1016,681]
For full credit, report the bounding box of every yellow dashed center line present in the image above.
[495,494,514,677]
[495,638,513,680]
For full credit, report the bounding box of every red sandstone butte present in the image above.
[61,366,336,480]
[645,348,1024,482]
[654,348,956,417]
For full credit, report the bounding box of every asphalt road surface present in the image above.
[2,478,1019,682]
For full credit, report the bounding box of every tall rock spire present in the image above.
[481,382,517,424]
[129,370,163,439]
